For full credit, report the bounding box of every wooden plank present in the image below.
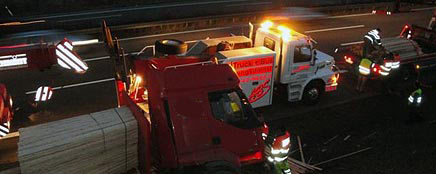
[18,106,138,174]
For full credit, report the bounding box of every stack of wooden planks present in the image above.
[17,106,138,174]
[382,37,423,60]
[288,157,322,174]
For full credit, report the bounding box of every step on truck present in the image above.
[336,13,436,79]
[143,20,340,107]
[103,21,268,174]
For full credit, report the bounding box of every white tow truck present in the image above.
[182,20,340,107]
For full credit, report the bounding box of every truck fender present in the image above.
[212,148,241,168]
[303,78,325,93]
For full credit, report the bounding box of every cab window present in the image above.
[264,37,276,51]
[294,45,312,63]
[209,89,261,129]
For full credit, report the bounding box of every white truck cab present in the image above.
[183,20,339,107]
[253,21,339,104]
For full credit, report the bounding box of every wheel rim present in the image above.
[308,88,319,100]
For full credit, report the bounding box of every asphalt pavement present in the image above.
[0,8,435,173]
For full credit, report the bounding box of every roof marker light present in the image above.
[261,20,273,30]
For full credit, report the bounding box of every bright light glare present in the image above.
[278,25,291,41]
[135,76,142,84]
[261,20,273,30]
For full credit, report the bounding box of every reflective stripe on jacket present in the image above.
[267,131,291,163]
[408,88,423,106]
[380,60,392,76]
[365,29,381,45]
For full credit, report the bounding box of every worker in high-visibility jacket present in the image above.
[407,81,424,123]
[386,53,401,94]
[356,57,373,93]
[265,127,292,174]
[363,28,382,58]
[379,54,395,94]
[379,59,392,77]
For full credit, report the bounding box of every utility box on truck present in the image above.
[216,46,276,108]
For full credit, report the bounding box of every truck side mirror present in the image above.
[311,50,317,65]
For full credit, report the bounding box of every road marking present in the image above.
[26,0,248,20]
[119,27,233,41]
[84,56,110,62]
[25,78,115,94]
[58,15,122,23]
[0,20,45,26]
[72,39,99,46]
[226,1,272,7]
[340,41,364,46]
[304,25,365,34]
[411,7,436,11]
[327,13,373,19]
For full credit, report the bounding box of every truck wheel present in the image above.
[155,39,188,55]
[203,161,241,174]
[303,81,322,105]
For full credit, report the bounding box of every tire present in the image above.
[303,81,323,105]
[155,39,188,55]
[203,161,241,174]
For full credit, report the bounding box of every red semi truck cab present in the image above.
[123,55,266,172]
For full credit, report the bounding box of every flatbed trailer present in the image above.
[336,23,436,79]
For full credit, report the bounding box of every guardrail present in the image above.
[70,2,401,41]
[2,1,425,43]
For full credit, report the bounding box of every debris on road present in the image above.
[297,136,306,163]
[361,132,377,141]
[314,147,372,166]
[323,135,338,145]
[343,135,351,141]
[289,157,322,174]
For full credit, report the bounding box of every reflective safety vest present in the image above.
[365,29,381,46]
[380,60,392,76]
[267,131,291,163]
[408,88,423,106]
[359,58,373,76]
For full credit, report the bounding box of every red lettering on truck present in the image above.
[237,66,273,77]
[229,57,274,69]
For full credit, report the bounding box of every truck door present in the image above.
[166,92,216,162]
[288,44,314,82]
[256,36,281,82]
[206,89,262,157]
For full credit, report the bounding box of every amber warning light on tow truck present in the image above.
[260,20,292,42]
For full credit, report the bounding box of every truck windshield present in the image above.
[209,89,262,129]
